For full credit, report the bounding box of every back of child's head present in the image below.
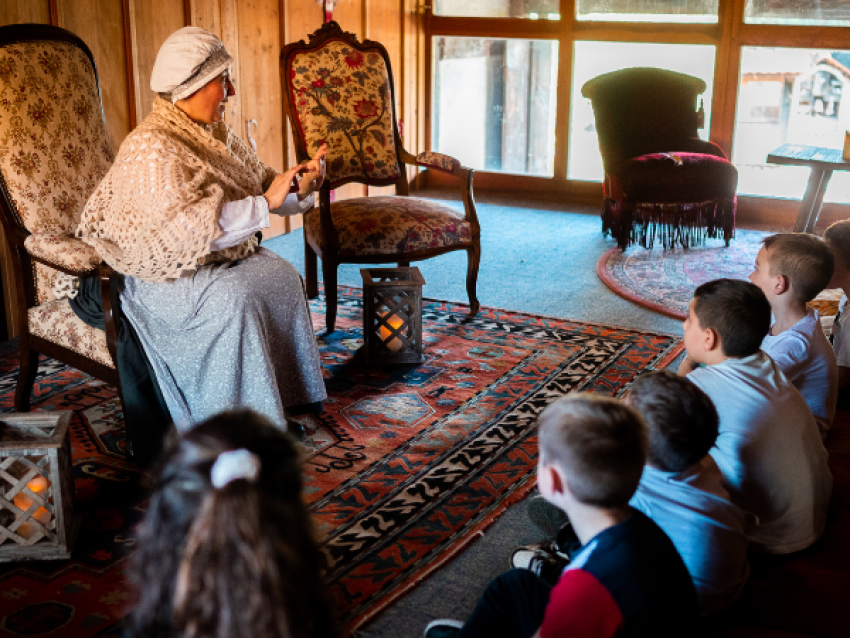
[537,393,646,509]
[824,220,850,271]
[129,409,335,638]
[627,371,719,473]
[693,278,771,357]
[762,233,834,303]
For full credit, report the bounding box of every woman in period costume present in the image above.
[77,27,327,445]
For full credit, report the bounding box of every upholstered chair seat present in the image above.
[304,196,472,257]
[29,300,114,368]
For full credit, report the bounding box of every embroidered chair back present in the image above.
[581,67,705,172]
[282,22,402,188]
[0,25,113,305]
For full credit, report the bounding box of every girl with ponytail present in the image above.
[127,409,335,638]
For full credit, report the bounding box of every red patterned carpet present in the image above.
[0,288,682,636]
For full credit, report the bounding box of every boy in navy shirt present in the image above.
[423,394,700,638]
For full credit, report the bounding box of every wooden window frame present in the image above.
[424,1,850,220]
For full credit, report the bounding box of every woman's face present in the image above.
[178,69,235,124]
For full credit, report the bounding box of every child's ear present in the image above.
[548,464,567,496]
[776,274,790,296]
[705,327,719,352]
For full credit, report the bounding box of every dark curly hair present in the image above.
[127,409,336,638]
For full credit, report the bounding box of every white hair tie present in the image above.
[210,449,261,489]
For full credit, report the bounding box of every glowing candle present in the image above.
[13,476,51,540]
[378,313,405,352]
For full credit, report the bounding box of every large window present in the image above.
[433,37,558,176]
[428,0,850,208]
[734,47,850,203]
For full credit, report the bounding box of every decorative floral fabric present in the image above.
[288,40,401,184]
[25,233,102,273]
[304,196,472,256]
[28,299,114,368]
[416,151,460,174]
[0,41,113,307]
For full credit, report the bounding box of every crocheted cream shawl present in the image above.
[78,97,275,281]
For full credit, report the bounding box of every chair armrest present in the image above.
[411,151,464,175]
[24,233,103,275]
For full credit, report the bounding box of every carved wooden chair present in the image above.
[582,67,738,250]
[0,24,123,413]
[281,21,481,333]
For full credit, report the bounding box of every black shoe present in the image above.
[510,545,569,585]
[526,495,569,537]
[286,419,306,441]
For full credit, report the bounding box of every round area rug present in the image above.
[598,230,843,320]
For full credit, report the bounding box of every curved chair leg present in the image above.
[15,341,38,412]
[322,258,339,334]
[398,260,410,267]
[305,237,319,299]
[466,243,481,318]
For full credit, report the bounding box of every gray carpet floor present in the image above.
[262,195,750,638]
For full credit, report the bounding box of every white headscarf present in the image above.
[150,26,233,103]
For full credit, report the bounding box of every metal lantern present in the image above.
[361,267,426,364]
[0,412,79,561]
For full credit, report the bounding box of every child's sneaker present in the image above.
[424,619,464,638]
[509,545,568,585]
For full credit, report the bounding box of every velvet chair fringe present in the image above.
[602,197,736,251]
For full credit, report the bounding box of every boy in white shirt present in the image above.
[823,221,850,407]
[749,233,837,437]
[678,278,831,554]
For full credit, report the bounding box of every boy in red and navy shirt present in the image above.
[424,394,701,638]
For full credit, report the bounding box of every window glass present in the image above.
[734,48,850,203]
[745,1,850,26]
[433,37,558,176]
[568,41,716,182]
[576,0,718,23]
[434,0,560,20]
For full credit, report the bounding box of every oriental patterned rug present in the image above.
[598,228,843,321]
[0,288,682,637]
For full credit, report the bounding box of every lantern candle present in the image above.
[13,476,51,540]
[379,312,404,352]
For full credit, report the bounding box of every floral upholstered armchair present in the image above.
[0,24,122,412]
[281,21,481,333]
[582,67,738,251]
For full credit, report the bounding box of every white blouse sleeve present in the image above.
[210,192,314,251]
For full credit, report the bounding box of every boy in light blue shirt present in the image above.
[627,371,749,616]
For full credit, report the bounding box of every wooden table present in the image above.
[767,144,850,233]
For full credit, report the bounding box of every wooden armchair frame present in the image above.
[281,21,481,332]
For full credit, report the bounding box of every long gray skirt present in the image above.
[120,248,327,432]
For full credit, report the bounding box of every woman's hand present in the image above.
[263,164,303,210]
[263,144,327,209]
[297,144,327,197]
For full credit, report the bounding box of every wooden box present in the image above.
[0,412,79,561]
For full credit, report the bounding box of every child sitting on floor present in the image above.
[423,394,701,638]
[678,278,831,554]
[126,409,336,638]
[627,371,749,616]
[749,233,837,437]
[823,220,850,407]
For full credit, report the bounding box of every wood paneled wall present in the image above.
[0,0,420,338]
